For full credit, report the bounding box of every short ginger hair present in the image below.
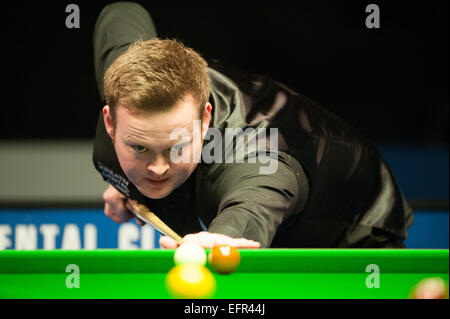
[104,38,210,123]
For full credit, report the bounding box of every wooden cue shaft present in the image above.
[127,200,184,245]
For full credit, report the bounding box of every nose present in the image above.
[146,154,169,177]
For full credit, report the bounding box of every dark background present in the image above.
[1,0,448,144]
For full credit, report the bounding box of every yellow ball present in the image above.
[165,264,216,299]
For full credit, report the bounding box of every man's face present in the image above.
[103,95,212,199]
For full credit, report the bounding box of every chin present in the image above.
[137,185,172,200]
[144,191,171,199]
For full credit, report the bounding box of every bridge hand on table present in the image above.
[159,231,261,249]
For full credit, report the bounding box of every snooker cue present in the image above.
[126,200,184,245]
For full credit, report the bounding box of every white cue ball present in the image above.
[174,242,207,266]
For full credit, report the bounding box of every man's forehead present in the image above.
[117,104,196,129]
[115,107,198,145]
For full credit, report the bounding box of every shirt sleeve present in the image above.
[205,152,307,247]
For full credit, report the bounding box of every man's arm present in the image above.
[160,152,307,249]
[207,154,304,248]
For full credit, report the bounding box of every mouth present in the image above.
[145,177,169,187]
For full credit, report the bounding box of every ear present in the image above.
[102,105,115,139]
[201,102,212,139]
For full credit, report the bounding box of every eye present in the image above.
[172,144,183,156]
[172,144,182,151]
[133,145,147,153]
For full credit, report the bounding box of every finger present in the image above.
[159,236,179,249]
[125,200,146,226]
[183,232,214,248]
[182,232,262,249]
[102,184,125,201]
[104,200,133,223]
[114,203,134,223]
[124,199,136,212]
[103,186,134,223]
[135,217,146,226]
[104,203,118,221]
[210,234,260,249]
[104,205,123,223]
[231,238,261,248]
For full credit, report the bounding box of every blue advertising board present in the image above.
[0,209,161,250]
[0,209,448,249]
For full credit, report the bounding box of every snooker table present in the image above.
[0,249,448,299]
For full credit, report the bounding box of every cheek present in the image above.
[171,162,195,180]
[114,144,141,176]
[190,139,203,163]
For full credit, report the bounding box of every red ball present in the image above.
[208,245,241,274]
[410,277,449,299]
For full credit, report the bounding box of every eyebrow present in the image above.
[126,137,192,149]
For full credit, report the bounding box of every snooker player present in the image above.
[92,2,414,249]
